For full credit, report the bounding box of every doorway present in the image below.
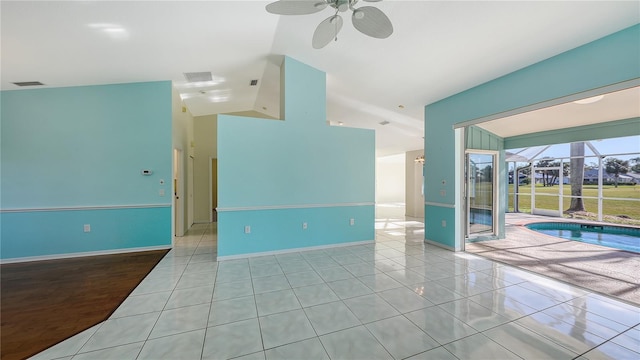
[209,158,218,222]
[466,151,497,240]
[173,148,185,237]
[531,164,564,217]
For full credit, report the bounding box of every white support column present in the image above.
[531,164,535,214]
[559,158,564,216]
[454,127,465,252]
[598,156,603,222]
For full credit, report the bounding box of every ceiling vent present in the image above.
[379,120,390,125]
[184,72,212,83]
[13,81,44,87]
[250,79,259,86]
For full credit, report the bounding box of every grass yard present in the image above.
[508,184,640,222]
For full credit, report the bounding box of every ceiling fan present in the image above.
[266,0,393,49]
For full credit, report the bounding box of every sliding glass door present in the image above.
[466,152,497,239]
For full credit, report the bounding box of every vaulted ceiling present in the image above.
[2,1,638,156]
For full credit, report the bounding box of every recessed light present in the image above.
[262,106,267,110]
[573,95,604,105]
[398,105,405,109]
[338,121,344,126]
[87,23,129,40]
[379,120,390,125]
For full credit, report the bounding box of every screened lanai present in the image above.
[460,85,640,305]
[505,137,640,224]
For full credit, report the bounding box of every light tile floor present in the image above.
[31,207,640,360]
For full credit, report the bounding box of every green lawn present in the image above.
[508,184,640,221]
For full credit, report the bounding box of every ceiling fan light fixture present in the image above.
[267,0,392,47]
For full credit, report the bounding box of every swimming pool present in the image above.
[526,222,640,253]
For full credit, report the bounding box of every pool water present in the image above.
[526,222,640,253]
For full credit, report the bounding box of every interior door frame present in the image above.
[209,157,218,223]
[187,155,194,228]
[173,148,185,237]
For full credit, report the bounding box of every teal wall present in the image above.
[218,206,374,256]
[1,81,173,260]
[217,57,375,258]
[467,126,502,151]
[424,24,640,248]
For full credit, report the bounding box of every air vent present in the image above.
[13,81,44,87]
[183,72,212,83]
[250,79,259,86]
[379,120,390,125]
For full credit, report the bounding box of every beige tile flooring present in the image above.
[466,213,640,305]
[31,207,639,359]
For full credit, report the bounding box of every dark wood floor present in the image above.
[1,250,168,360]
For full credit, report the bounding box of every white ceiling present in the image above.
[2,1,639,156]
[478,86,640,138]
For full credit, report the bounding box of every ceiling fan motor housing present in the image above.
[331,0,352,12]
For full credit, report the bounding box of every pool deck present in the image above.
[465,213,640,306]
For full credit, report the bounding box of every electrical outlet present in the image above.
[441,220,446,227]
[84,224,91,233]
[159,189,165,196]
[302,222,308,230]
[440,189,446,197]
[350,218,355,226]
[244,226,251,234]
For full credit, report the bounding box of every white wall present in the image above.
[172,86,194,233]
[193,115,218,223]
[405,149,425,218]
[191,110,275,224]
[376,154,405,203]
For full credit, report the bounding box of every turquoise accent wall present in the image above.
[467,126,502,150]
[2,207,171,259]
[424,24,640,249]
[424,206,456,249]
[1,81,173,260]
[218,206,373,257]
[217,57,375,258]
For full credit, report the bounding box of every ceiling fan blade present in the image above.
[312,15,343,49]
[351,6,393,39]
[266,0,328,15]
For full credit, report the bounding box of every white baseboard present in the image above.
[424,238,457,251]
[217,240,374,261]
[0,245,172,264]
